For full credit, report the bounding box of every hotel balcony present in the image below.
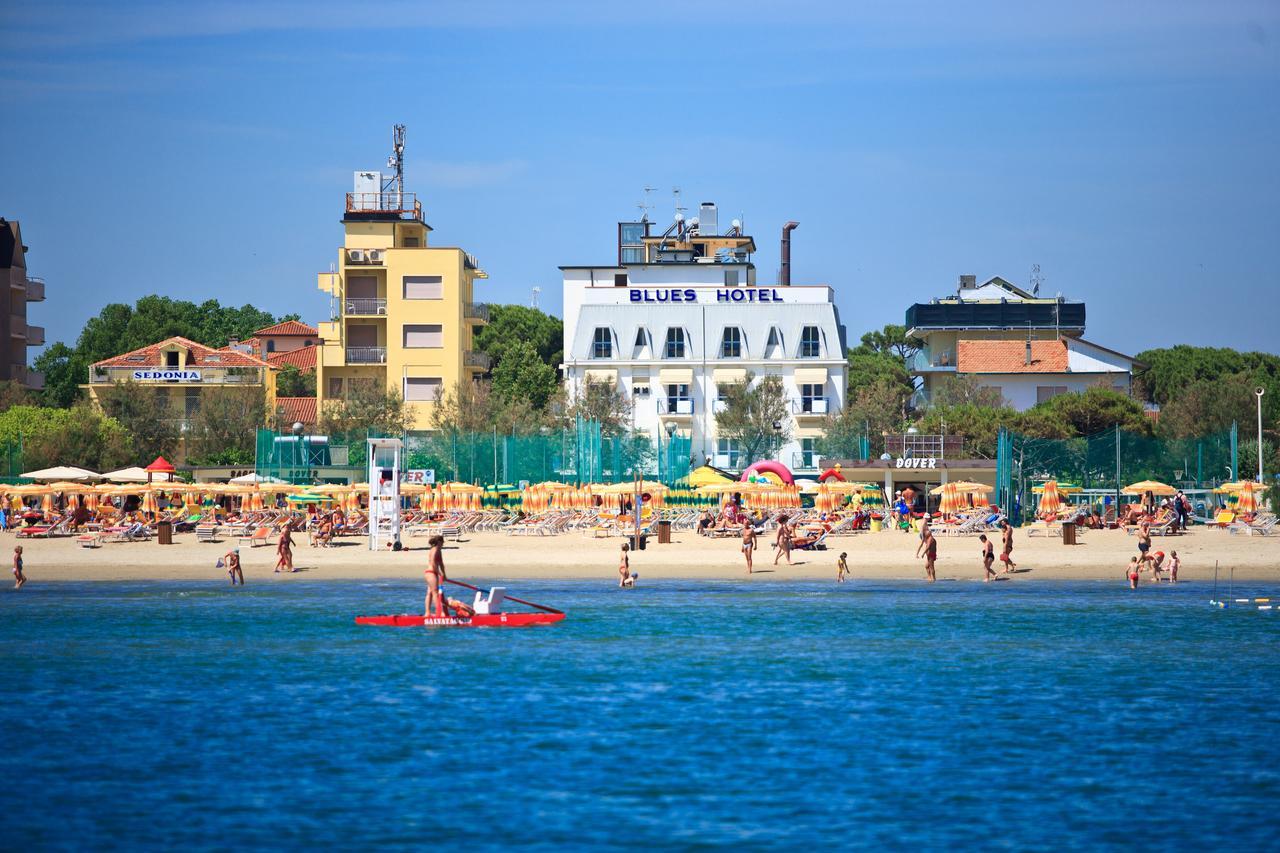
[27,325,44,346]
[463,302,490,323]
[792,398,830,418]
[346,346,387,365]
[658,398,695,417]
[345,191,424,223]
[463,350,492,370]
[24,276,45,301]
[344,297,387,316]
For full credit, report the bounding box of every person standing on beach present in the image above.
[979,534,997,582]
[999,520,1017,573]
[773,515,793,566]
[1168,550,1180,583]
[916,525,937,582]
[224,548,243,586]
[274,524,295,573]
[425,534,449,617]
[741,519,757,574]
[1136,521,1152,569]
[836,552,849,583]
[618,543,634,588]
[12,545,25,590]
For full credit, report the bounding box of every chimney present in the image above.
[958,274,977,294]
[1025,339,1033,366]
[780,221,799,286]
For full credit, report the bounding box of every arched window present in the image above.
[592,327,613,359]
[764,327,783,359]
[799,326,821,358]
[664,327,686,358]
[633,327,649,358]
[720,327,742,358]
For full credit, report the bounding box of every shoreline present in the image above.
[5,527,1276,585]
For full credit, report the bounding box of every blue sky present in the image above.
[2,1,1277,356]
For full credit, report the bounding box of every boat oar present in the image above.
[445,578,563,615]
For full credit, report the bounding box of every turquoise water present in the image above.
[2,579,1279,849]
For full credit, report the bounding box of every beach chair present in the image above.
[1229,513,1277,536]
[76,533,102,549]
[16,515,72,539]
[106,522,151,542]
[238,527,272,547]
[195,524,220,543]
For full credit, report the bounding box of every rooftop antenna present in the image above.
[384,123,406,203]
[1030,263,1043,297]
[531,286,541,310]
[672,187,686,238]
[1055,291,1062,340]
[637,186,655,223]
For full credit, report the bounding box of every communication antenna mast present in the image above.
[384,124,406,203]
[531,286,541,310]
[637,186,655,222]
[1030,263,1043,297]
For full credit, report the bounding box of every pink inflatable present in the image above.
[740,460,795,485]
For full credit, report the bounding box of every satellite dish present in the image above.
[731,219,741,229]
[688,217,699,227]
[674,212,684,222]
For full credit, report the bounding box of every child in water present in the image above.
[618,543,635,588]
[1127,556,1140,589]
[836,552,849,583]
[1168,550,1180,583]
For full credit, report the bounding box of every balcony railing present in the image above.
[345,298,387,315]
[346,346,387,365]
[911,350,957,372]
[20,276,45,301]
[792,398,829,416]
[27,325,44,346]
[9,316,25,338]
[463,350,491,370]
[463,302,490,322]
[345,192,424,223]
[790,451,818,472]
[658,398,695,415]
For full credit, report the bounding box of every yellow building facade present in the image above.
[315,190,488,430]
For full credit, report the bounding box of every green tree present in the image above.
[715,374,791,464]
[318,383,411,440]
[814,408,870,462]
[33,343,89,409]
[274,365,316,398]
[21,404,133,472]
[928,375,1007,408]
[858,323,920,362]
[0,380,33,412]
[1157,372,1273,439]
[474,304,563,368]
[491,339,557,411]
[1135,345,1280,412]
[431,380,548,436]
[1026,386,1151,437]
[97,381,179,462]
[185,387,266,466]
[566,380,633,433]
[915,404,1018,458]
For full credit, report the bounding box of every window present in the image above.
[665,384,692,414]
[720,327,742,359]
[403,236,420,248]
[1037,386,1069,404]
[800,326,821,358]
[403,275,443,299]
[592,327,613,359]
[347,275,378,298]
[800,383,825,413]
[266,340,276,353]
[619,223,646,243]
[404,377,443,402]
[633,328,649,358]
[664,327,686,358]
[621,248,645,264]
[185,387,201,417]
[716,438,742,469]
[328,377,343,398]
[165,350,180,367]
[799,437,816,469]
[713,385,730,413]
[614,273,628,287]
[154,387,170,408]
[765,327,783,358]
[403,324,444,348]
[724,269,739,287]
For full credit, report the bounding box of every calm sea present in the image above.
[2,578,1278,850]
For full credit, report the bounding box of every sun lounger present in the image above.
[1228,513,1277,536]
[195,524,220,543]
[76,533,101,549]
[238,527,272,547]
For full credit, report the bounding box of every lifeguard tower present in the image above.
[367,437,403,550]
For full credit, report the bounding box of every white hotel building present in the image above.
[560,204,846,474]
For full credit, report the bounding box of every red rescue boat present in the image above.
[356,579,565,629]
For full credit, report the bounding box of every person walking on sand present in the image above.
[618,543,635,588]
[836,552,849,583]
[916,524,937,582]
[999,520,1017,573]
[741,519,757,574]
[1127,556,1140,589]
[274,524,295,573]
[224,548,243,586]
[1168,550,1180,583]
[979,534,997,582]
[773,514,793,566]
[425,534,449,617]
[12,545,25,590]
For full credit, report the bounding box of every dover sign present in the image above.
[132,369,202,381]
[895,457,938,469]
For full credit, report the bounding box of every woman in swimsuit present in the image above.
[274,524,295,573]
[1000,520,1017,572]
[916,526,937,582]
[741,520,756,574]
[773,515,793,566]
[425,534,449,617]
[12,545,25,590]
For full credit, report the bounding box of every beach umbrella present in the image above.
[950,480,995,494]
[1122,480,1176,496]
[1039,480,1062,518]
[1237,481,1258,515]
[103,466,181,483]
[40,492,55,514]
[145,456,177,480]
[140,490,159,514]
[1216,481,1269,494]
[46,481,93,494]
[20,465,102,482]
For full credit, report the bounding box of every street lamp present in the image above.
[1256,387,1266,482]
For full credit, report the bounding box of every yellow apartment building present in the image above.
[315,154,488,430]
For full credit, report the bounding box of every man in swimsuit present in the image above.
[224,547,243,586]
[979,534,997,582]
[1000,520,1017,573]
[741,519,756,574]
[425,534,449,617]
[1137,521,1152,569]
[916,525,937,582]
[12,545,25,590]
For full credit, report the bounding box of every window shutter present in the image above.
[403,276,444,299]
[403,324,444,348]
[404,378,442,401]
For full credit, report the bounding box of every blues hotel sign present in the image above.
[629,288,785,304]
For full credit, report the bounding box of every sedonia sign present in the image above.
[895,457,938,469]
[132,369,202,381]
[630,288,784,304]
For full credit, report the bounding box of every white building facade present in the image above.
[561,208,846,474]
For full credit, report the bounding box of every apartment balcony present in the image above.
[25,276,45,301]
[792,398,830,418]
[345,191,424,223]
[27,325,44,346]
[346,346,387,365]
[10,316,25,339]
[911,350,958,373]
[345,248,386,265]
[344,297,387,316]
[26,369,44,390]
[790,451,819,472]
[463,350,492,370]
[658,398,695,417]
[463,302,490,323]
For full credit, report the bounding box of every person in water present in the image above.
[12,545,25,590]
[425,534,449,617]
[836,552,849,583]
[1127,556,1141,589]
[1168,550,1180,583]
[979,534,997,582]
[224,547,243,586]
[916,524,938,582]
[1151,550,1166,583]
[741,519,757,574]
[618,542,635,588]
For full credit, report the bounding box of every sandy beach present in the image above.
[8,526,1278,585]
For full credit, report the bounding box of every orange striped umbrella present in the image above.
[1039,481,1062,518]
[1238,481,1258,515]
[140,490,159,514]
[40,493,55,514]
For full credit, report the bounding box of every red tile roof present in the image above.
[93,336,270,369]
[266,346,317,370]
[956,339,1069,374]
[253,320,318,337]
[276,396,318,426]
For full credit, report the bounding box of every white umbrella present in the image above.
[230,472,287,484]
[20,466,102,482]
[101,466,181,483]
